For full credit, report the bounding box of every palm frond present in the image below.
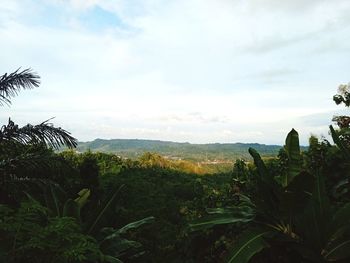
[0,68,40,106]
[0,118,77,149]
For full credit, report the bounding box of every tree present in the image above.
[189,129,350,263]
[0,68,77,149]
[333,82,350,108]
[0,69,155,263]
[0,68,77,203]
[332,82,350,147]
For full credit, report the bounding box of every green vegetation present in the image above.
[189,128,350,262]
[0,69,154,263]
[76,138,286,162]
[2,69,350,262]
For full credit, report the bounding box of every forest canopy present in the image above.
[1,69,350,262]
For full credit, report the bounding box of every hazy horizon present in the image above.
[1,0,350,145]
[78,137,285,146]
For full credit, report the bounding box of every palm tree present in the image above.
[0,68,78,202]
[0,68,77,148]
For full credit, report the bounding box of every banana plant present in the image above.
[41,183,155,262]
[283,128,302,186]
[42,182,90,222]
[97,216,155,263]
[188,194,256,232]
[83,185,154,262]
[189,129,350,263]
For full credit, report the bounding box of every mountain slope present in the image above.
[77,139,285,161]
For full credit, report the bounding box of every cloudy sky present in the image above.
[0,0,349,145]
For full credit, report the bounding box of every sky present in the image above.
[0,0,350,145]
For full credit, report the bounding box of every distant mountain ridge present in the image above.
[76,138,290,161]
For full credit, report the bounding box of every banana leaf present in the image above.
[225,228,272,263]
[324,237,350,261]
[248,148,270,179]
[280,171,314,217]
[284,129,301,186]
[189,205,255,232]
[297,170,331,253]
[42,182,66,217]
[117,216,155,234]
[102,255,123,263]
[249,147,282,218]
[330,203,350,235]
[87,184,124,234]
[74,188,90,209]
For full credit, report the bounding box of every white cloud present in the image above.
[0,0,349,144]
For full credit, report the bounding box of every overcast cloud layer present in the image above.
[1,0,349,145]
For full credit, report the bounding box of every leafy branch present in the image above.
[0,118,77,149]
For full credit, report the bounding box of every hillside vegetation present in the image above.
[77,139,287,162]
[2,69,350,263]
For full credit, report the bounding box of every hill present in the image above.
[76,138,286,162]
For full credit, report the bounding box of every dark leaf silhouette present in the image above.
[0,118,77,149]
[0,68,40,105]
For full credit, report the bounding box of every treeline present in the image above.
[76,138,285,162]
[1,69,350,263]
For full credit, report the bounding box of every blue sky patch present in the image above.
[79,6,125,31]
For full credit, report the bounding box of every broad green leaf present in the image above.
[42,182,66,217]
[206,195,254,214]
[324,237,350,261]
[248,148,269,178]
[280,171,314,217]
[313,169,331,246]
[189,194,256,231]
[46,183,62,217]
[74,188,90,209]
[102,255,123,263]
[238,194,255,204]
[249,147,281,216]
[225,228,271,263]
[330,203,350,236]
[206,206,254,215]
[285,171,314,194]
[298,170,331,251]
[87,184,124,234]
[189,213,254,231]
[284,129,301,186]
[332,179,349,199]
[117,216,155,234]
[313,170,330,221]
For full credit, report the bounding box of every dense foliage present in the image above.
[0,69,154,263]
[1,69,350,263]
